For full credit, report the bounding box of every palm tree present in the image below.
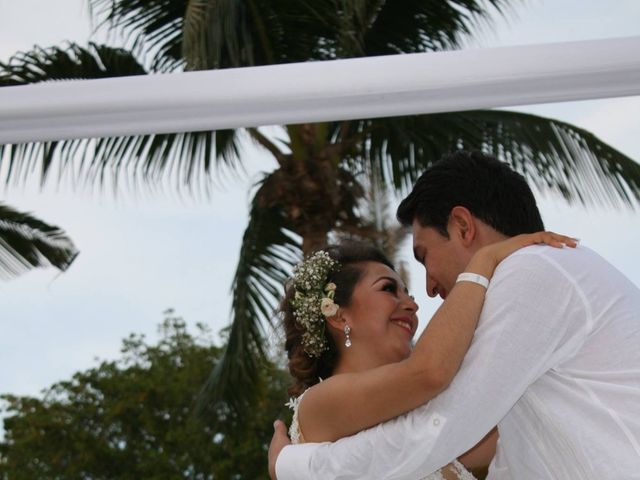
[1,0,639,414]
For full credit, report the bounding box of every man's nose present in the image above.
[426,275,438,298]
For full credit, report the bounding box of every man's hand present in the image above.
[268,420,291,479]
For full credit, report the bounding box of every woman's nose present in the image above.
[403,293,419,312]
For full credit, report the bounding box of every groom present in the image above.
[268,151,640,479]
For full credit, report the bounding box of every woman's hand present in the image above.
[480,231,577,267]
[466,231,578,280]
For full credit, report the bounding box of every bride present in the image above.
[276,232,576,479]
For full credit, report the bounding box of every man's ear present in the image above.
[448,206,477,247]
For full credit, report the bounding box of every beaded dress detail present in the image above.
[286,392,476,480]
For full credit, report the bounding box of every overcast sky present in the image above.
[1,0,639,401]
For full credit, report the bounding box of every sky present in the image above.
[1,0,640,401]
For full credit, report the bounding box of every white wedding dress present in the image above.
[287,394,476,480]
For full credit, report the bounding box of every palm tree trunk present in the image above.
[301,231,329,256]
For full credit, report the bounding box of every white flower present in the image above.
[324,282,336,292]
[320,297,339,317]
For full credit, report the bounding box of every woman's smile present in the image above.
[390,316,417,337]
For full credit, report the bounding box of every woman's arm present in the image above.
[298,232,576,442]
[458,428,498,469]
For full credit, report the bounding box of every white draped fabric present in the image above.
[1,36,640,144]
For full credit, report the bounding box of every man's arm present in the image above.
[276,248,588,479]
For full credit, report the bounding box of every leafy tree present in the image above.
[0,311,290,479]
[1,0,639,411]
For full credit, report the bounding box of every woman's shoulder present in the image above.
[285,377,328,444]
[287,374,351,443]
[295,373,351,416]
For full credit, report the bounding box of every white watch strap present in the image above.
[456,272,490,289]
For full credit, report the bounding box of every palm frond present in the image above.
[335,0,514,58]
[0,43,243,196]
[0,42,147,85]
[88,0,186,71]
[364,110,640,208]
[183,0,331,69]
[0,202,78,280]
[183,0,255,70]
[198,176,300,417]
[181,0,514,70]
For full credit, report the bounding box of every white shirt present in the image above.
[276,245,640,479]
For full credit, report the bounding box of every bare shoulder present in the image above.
[297,374,349,419]
[297,373,354,442]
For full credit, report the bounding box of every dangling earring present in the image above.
[344,324,352,348]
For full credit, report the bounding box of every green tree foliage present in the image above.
[0,311,290,479]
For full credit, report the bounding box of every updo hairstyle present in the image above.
[281,242,394,396]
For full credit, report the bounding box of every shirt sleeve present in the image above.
[276,248,589,480]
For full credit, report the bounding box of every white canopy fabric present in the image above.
[1,36,640,144]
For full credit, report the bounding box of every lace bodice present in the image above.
[286,393,476,480]
[286,392,307,445]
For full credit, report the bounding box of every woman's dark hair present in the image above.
[282,242,394,397]
[397,151,544,236]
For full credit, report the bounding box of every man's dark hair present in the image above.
[396,151,544,237]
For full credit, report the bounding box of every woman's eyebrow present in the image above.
[372,275,410,293]
[372,276,397,286]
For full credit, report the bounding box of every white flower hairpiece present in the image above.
[289,251,340,358]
